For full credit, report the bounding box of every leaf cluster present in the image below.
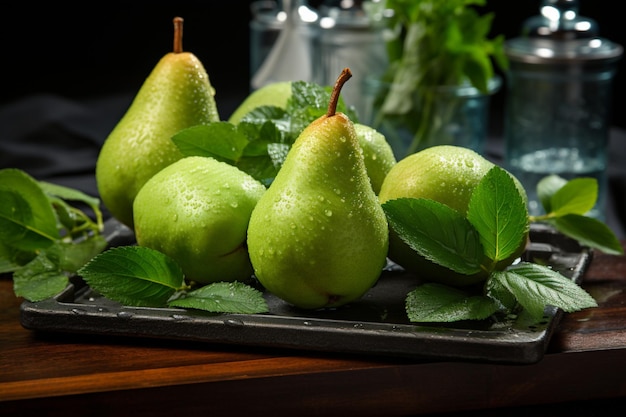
[383,167,614,323]
[0,167,268,314]
[380,0,506,102]
[533,175,623,255]
[0,168,107,301]
[77,246,269,314]
[373,0,507,153]
[170,81,357,186]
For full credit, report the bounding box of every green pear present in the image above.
[247,69,389,310]
[133,156,266,285]
[378,145,528,286]
[227,81,292,124]
[353,123,396,194]
[96,17,220,229]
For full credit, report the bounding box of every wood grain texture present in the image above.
[2,243,626,416]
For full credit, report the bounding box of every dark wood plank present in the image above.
[1,241,626,415]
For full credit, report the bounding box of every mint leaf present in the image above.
[550,177,597,216]
[533,175,621,254]
[39,181,102,225]
[1,169,109,301]
[0,241,36,273]
[167,81,356,188]
[266,142,291,168]
[548,214,624,255]
[537,174,567,213]
[238,107,289,138]
[406,282,498,322]
[0,168,60,251]
[39,180,101,208]
[383,197,483,275]
[13,250,69,301]
[169,281,269,314]
[78,246,185,307]
[467,166,529,266]
[288,80,357,121]
[236,155,281,187]
[55,236,109,273]
[493,262,597,321]
[172,123,249,163]
[484,276,518,311]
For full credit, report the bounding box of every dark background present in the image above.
[1,1,624,127]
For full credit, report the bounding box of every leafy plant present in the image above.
[383,168,622,323]
[531,175,621,254]
[0,168,106,301]
[371,0,507,154]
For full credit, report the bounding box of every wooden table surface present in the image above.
[2,245,626,417]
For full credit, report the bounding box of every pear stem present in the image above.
[327,68,352,118]
[173,17,184,54]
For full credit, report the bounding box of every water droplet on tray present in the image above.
[224,318,245,327]
[117,311,134,319]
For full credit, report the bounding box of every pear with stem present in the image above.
[247,68,389,310]
[96,17,220,229]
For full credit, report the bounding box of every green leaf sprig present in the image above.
[532,175,623,255]
[0,168,107,301]
[170,81,358,186]
[372,0,507,154]
[77,246,268,314]
[383,168,616,323]
[1,168,268,314]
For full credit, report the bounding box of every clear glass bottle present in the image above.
[503,0,623,220]
[249,0,319,90]
[312,0,388,118]
[249,1,284,79]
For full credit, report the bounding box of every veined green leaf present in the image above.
[77,246,185,307]
[163,80,355,189]
[47,195,77,232]
[55,236,109,273]
[383,197,483,275]
[288,80,357,129]
[405,282,498,322]
[39,181,101,213]
[13,249,69,302]
[0,168,60,251]
[467,166,529,265]
[537,174,568,213]
[172,123,250,163]
[493,262,597,321]
[266,143,290,168]
[550,177,597,216]
[239,106,289,138]
[0,241,36,273]
[549,214,624,255]
[484,275,518,311]
[236,156,279,188]
[169,281,269,314]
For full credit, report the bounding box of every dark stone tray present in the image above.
[20,219,592,364]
